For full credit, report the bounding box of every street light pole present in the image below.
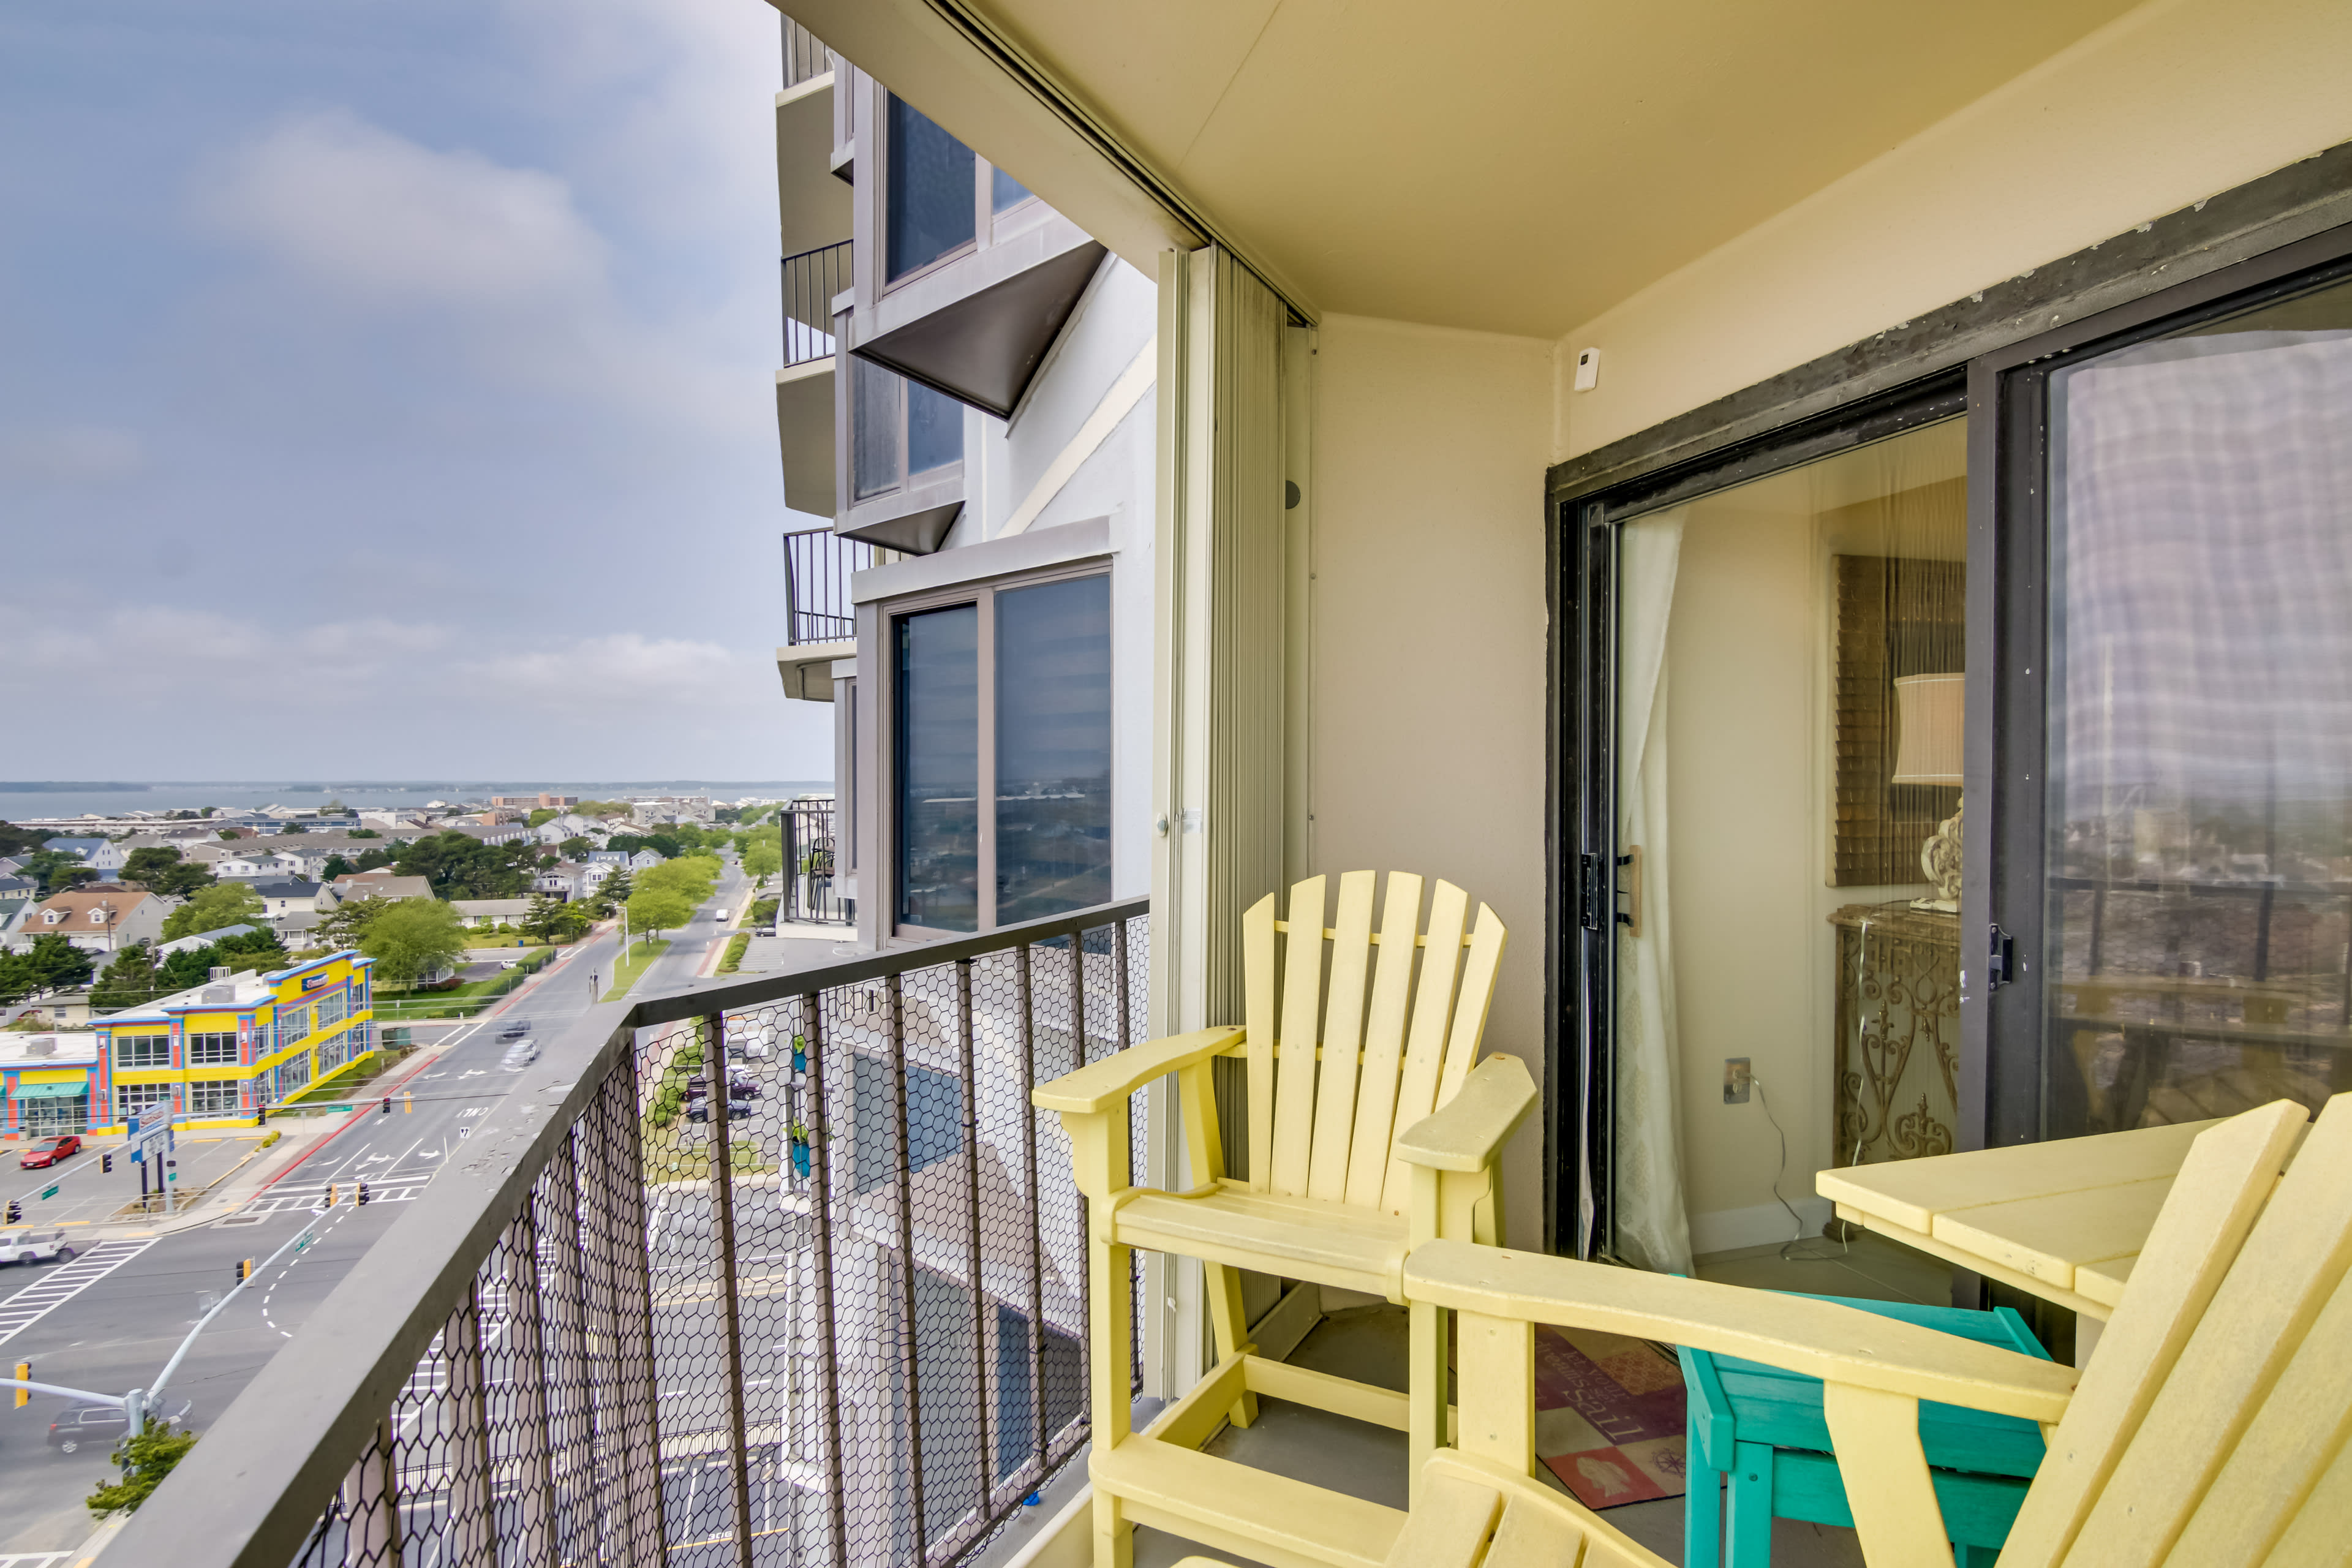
[129,1219,318,1436]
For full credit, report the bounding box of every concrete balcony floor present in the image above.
[1130,1232,1954,1567]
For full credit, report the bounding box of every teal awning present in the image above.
[11,1080,88,1099]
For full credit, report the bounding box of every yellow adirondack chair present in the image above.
[1033,870,1537,1568]
[1176,1093,2350,1568]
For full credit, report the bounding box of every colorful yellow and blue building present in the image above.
[85,950,378,1131]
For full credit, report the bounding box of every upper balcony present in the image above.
[776,20,848,261]
[777,525,873,700]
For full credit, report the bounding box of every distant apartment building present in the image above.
[769,22,1144,950]
[92,949,376,1124]
[491,794,579,809]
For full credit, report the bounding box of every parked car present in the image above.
[500,1040,540,1071]
[683,1096,755,1124]
[0,1229,75,1265]
[18,1134,81,1169]
[685,1074,758,1098]
[47,1398,192,1453]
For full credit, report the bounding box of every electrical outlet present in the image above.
[1723,1057,1752,1104]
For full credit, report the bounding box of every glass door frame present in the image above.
[1969,222,2352,1153]
[1550,374,1966,1261]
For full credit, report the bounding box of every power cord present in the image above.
[1753,1073,1848,1263]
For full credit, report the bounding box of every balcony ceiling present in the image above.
[782,0,2143,338]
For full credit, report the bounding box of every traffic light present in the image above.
[4,1201,18,1224]
[235,1259,254,1284]
[356,1182,370,1206]
[12,1361,27,1408]
[380,1096,391,1115]
[325,1184,338,1208]
[102,1152,113,1174]
[257,1104,268,1126]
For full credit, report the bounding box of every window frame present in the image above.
[187,1031,239,1066]
[875,560,1114,942]
[114,1033,173,1070]
[873,86,1047,298]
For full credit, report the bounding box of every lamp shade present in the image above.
[1891,673,1965,785]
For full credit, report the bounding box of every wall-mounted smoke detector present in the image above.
[1573,347,1601,392]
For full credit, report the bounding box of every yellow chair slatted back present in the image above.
[2001,1091,2352,1568]
[1240,871,1506,1213]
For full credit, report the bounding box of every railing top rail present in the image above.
[105,894,1151,1568]
[780,238,852,268]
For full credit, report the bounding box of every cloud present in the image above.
[480,631,761,714]
[198,108,608,307]
[0,425,146,485]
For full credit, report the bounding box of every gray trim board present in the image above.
[1547,139,2352,503]
[851,513,1111,603]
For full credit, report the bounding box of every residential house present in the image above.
[533,811,611,846]
[41,836,126,878]
[213,846,315,881]
[16,888,176,953]
[325,872,433,906]
[0,1029,101,1137]
[532,862,589,900]
[432,821,533,849]
[91,949,375,1124]
[0,876,38,946]
[246,880,325,921]
[450,899,532,929]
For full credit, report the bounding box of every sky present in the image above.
[0,0,834,778]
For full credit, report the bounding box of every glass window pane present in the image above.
[996,575,1112,922]
[886,96,976,282]
[2043,274,2352,1137]
[897,605,979,931]
[853,357,901,500]
[907,382,963,478]
[991,165,1032,214]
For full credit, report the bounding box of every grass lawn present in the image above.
[601,939,671,1002]
[374,951,558,1020]
[717,933,750,973]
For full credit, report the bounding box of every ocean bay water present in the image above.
[0,780,831,822]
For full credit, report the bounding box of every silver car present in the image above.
[500,1039,540,1071]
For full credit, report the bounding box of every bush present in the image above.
[86,1423,198,1517]
[749,899,778,925]
[718,933,749,974]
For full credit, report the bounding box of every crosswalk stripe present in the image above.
[0,1240,156,1346]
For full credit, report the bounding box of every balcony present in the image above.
[776,22,848,261]
[777,525,872,701]
[777,242,851,519]
[115,902,1153,1568]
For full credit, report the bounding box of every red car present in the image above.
[18,1134,81,1170]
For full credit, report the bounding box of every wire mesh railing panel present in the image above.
[260,901,1145,1568]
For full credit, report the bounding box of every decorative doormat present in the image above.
[1529,1324,1689,1510]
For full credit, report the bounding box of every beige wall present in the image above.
[1553,0,2352,461]
[1307,314,1553,1248]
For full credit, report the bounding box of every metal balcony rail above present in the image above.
[783,241,850,368]
[783,19,834,91]
[783,525,874,646]
[113,898,1152,1568]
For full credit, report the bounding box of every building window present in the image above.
[186,1079,241,1115]
[187,1032,238,1066]
[318,990,347,1030]
[116,1083,171,1120]
[115,1034,170,1069]
[892,570,1112,934]
[885,96,975,283]
[851,358,964,503]
[284,1005,312,1041]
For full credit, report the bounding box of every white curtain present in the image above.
[1612,509,1695,1275]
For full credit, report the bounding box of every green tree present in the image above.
[598,867,633,913]
[361,899,468,987]
[319,855,353,882]
[0,950,36,1005]
[155,929,287,992]
[317,895,391,949]
[91,941,160,1011]
[520,891,565,943]
[216,828,239,840]
[346,827,380,839]
[121,846,182,885]
[741,840,783,888]
[394,832,528,899]
[353,846,395,872]
[526,807,559,829]
[0,820,46,858]
[19,849,86,894]
[557,835,592,858]
[626,887,694,942]
[160,882,265,941]
[24,933,94,993]
[85,1422,199,1518]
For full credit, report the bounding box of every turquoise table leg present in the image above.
[1683,1458,1722,1566]
[1726,1440,1775,1568]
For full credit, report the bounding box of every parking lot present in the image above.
[0,1129,274,1230]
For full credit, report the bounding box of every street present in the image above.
[0,864,750,1559]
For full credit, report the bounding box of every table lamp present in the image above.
[1892,673,1964,912]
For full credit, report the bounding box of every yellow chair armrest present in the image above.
[1406,1238,2078,1423]
[1394,1055,1538,1172]
[1030,1027,1245,1114]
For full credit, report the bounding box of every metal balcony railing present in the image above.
[783,19,834,91]
[783,241,850,368]
[113,899,1151,1568]
[783,526,873,646]
[781,798,851,925]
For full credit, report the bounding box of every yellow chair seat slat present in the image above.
[1114,1183,1410,1300]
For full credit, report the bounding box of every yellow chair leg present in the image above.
[1408,1299,1448,1509]
[1203,1261,1259,1428]
[1092,1484,1133,1568]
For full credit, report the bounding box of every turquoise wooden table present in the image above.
[1679,1293,2051,1567]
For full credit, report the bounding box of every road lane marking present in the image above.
[0,1240,157,1346]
